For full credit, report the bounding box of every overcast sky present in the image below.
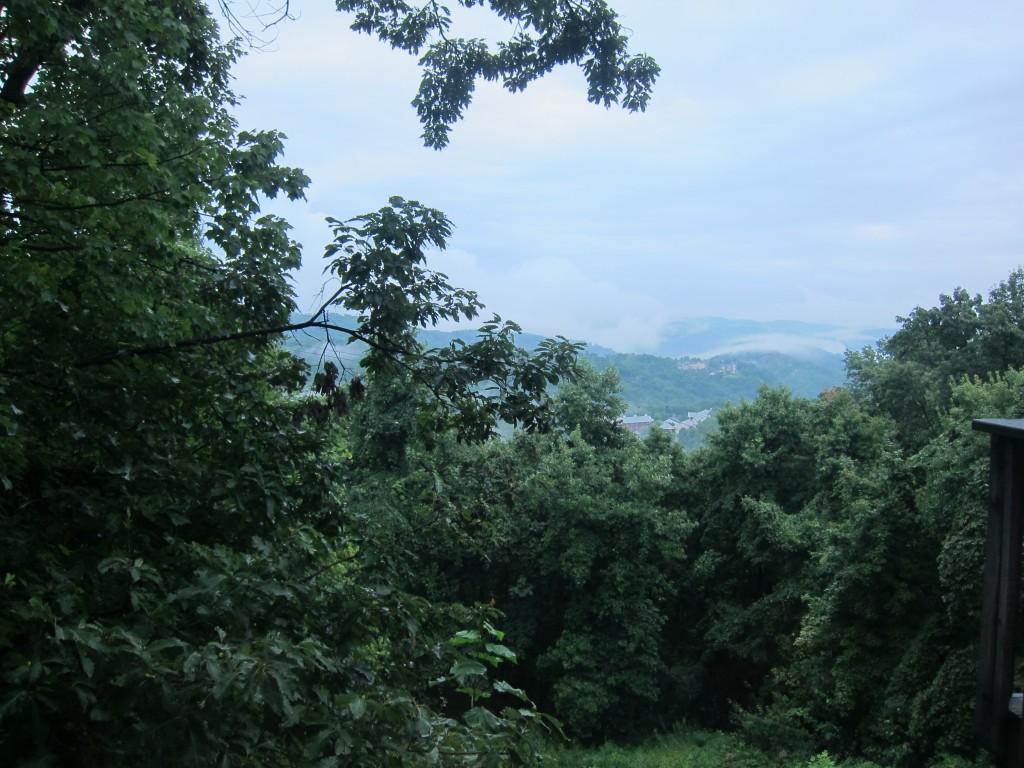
[224,0,1024,353]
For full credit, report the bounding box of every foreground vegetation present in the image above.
[544,729,994,768]
[397,268,1024,765]
[0,1,656,764]
[4,2,1023,767]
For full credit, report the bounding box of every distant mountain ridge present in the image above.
[282,313,887,447]
[285,312,893,359]
[586,347,847,418]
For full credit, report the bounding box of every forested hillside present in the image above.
[285,317,851,442]
[3,2,1021,768]
[410,269,1024,765]
[586,348,847,416]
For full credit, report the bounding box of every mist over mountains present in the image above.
[285,314,893,439]
[644,317,896,359]
[419,316,895,360]
[419,316,895,359]
[287,312,894,360]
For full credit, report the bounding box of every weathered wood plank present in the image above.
[973,419,1024,766]
[992,437,1021,760]
[974,419,1024,440]
[978,432,1007,746]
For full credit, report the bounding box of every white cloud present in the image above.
[215,0,1024,354]
[768,55,884,105]
[430,250,674,352]
[700,333,848,357]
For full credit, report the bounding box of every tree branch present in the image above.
[0,0,91,107]
[70,317,408,368]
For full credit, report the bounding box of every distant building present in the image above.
[678,359,735,374]
[619,414,654,434]
[661,417,688,437]
[661,409,713,437]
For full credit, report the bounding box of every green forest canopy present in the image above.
[3,2,1024,767]
[0,1,655,764]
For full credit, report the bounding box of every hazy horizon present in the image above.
[225,1,1023,354]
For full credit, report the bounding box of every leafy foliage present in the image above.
[0,0,659,765]
[303,268,1024,762]
[385,364,693,740]
[7,0,1024,766]
[847,268,1024,449]
[545,727,892,768]
[337,0,660,147]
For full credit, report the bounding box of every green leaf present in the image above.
[493,680,528,701]
[450,659,487,684]
[348,696,367,721]
[483,643,516,662]
[463,706,504,732]
[448,629,481,646]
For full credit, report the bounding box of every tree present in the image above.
[336,0,660,148]
[741,273,1024,763]
[847,268,1024,448]
[669,387,818,726]
[391,365,693,741]
[761,391,926,760]
[772,374,1012,765]
[0,0,657,764]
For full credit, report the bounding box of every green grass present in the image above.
[540,727,991,768]
[542,729,862,768]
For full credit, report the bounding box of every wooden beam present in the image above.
[978,432,1007,748]
[973,419,1024,765]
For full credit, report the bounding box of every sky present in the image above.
[222,0,1024,353]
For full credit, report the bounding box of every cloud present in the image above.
[429,249,675,352]
[217,0,1024,357]
[852,224,900,242]
[768,55,884,105]
[699,333,848,357]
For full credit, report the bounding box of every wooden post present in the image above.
[973,419,1024,767]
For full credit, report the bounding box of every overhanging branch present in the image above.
[71,316,408,369]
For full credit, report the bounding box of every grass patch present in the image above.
[543,729,995,768]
